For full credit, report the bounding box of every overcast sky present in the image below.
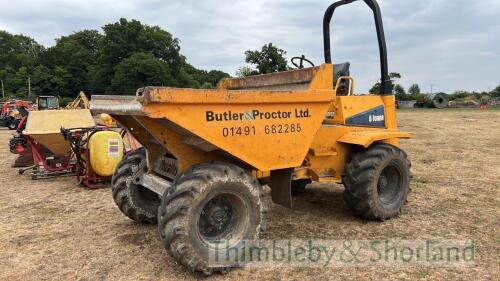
[1,0,499,93]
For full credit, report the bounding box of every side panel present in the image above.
[308,126,352,182]
[337,129,412,148]
[143,102,331,171]
[333,96,386,126]
[112,115,222,173]
[330,95,400,146]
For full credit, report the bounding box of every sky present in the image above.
[0,0,499,93]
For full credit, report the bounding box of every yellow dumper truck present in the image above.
[91,0,412,274]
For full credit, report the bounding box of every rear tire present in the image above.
[343,143,410,220]
[111,148,161,224]
[158,162,266,275]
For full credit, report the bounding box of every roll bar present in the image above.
[323,0,392,95]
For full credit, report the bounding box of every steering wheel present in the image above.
[291,55,315,69]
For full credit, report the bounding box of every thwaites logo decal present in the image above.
[345,105,386,128]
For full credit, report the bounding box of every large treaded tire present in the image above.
[111,148,161,224]
[158,162,266,275]
[343,143,410,221]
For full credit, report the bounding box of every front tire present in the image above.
[111,148,161,224]
[8,120,18,130]
[343,143,410,220]
[158,162,266,275]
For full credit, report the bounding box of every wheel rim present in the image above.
[197,193,247,244]
[377,163,403,204]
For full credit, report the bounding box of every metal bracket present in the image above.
[133,172,173,196]
[269,168,293,208]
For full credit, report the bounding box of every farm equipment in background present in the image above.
[35,95,60,110]
[2,92,94,132]
[66,91,90,109]
[479,95,489,110]
[12,109,96,178]
[413,93,449,109]
[448,96,481,108]
[9,108,127,188]
[61,127,124,188]
[90,0,413,274]
[0,100,32,130]
[10,92,92,166]
[8,106,31,167]
[3,93,89,132]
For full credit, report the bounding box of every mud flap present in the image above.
[270,168,293,208]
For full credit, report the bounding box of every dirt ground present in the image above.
[0,109,498,280]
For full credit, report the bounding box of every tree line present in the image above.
[236,44,500,100]
[367,67,500,101]
[0,18,230,101]
[1,24,498,102]
[370,75,500,101]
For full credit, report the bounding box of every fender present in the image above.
[337,129,413,148]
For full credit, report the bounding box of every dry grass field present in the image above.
[0,109,498,280]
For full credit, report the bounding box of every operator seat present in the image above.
[333,62,350,96]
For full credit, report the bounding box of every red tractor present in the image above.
[0,100,33,130]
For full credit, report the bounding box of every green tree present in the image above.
[394,84,406,101]
[0,31,44,97]
[205,70,231,87]
[177,67,201,89]
[389,72,401,80]
[491,85,500,97]
[50,66,72,96]
[369,72,402,95]
[408,84,421,95]
[0,31,44,70]
[181,64,230,88]
[0,24,230,96]
[13,67,30,97]
[110,52,176,94]
[58,30,102,54]
[92,18,183,93]
[235,66,258,77]
[200,82,214,89]
[0,67,16,98]
[394,84,405,95]
[40,30,103,96]
[31,65,53,95]
[369,83,381,95]
[241,43,289,76]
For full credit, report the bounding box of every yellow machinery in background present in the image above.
[66,91,90,109]
[36,96,60,110]
[90,0,413,275]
